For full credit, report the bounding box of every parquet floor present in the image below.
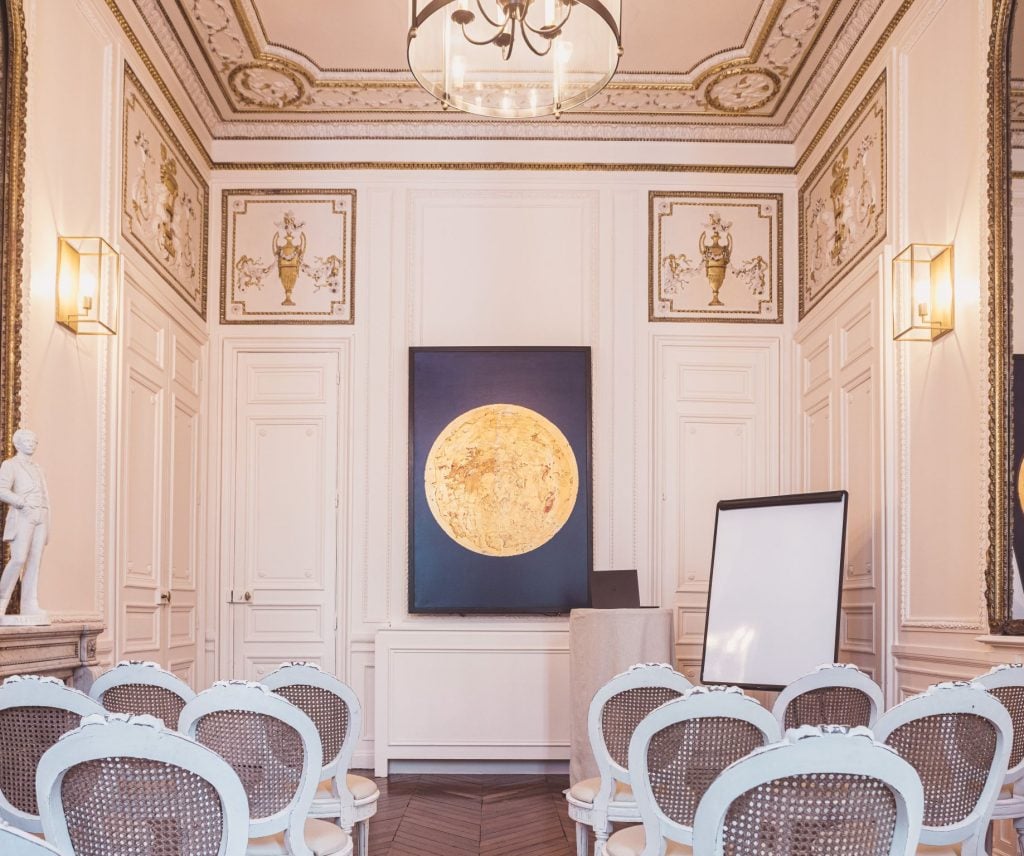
[358,772,579,856]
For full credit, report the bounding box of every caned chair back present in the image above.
[628,685,781,848]
[36,713,250,856]
[771,663,884,731]
[974,663,1024,783]
[262,662,361,791]
[589,663,692,797]
[0,820,63,855]
[90,660,197,730]
[873,681,1012,853]
[0,675,104,832]
[179,680,322,851]
[690,726,924,856]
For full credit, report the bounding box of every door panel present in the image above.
[230,351,341,682]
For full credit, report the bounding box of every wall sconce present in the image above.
[892,242,954,342]
[56,236,120,335]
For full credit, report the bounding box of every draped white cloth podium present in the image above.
[568,607,674,784]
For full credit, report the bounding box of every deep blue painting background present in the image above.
[409,348,592,613]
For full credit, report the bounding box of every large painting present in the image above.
[650,191,783,323]
[122,64,208,319]
[799,71,886,319]
[409,347,592,614]
[221,189,356,324]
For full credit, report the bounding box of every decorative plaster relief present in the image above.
[799,72,886,319]
[649,192,783,324]
[221,189,356,324]
[121,65,209,319]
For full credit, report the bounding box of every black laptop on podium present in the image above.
[589,570,644,608]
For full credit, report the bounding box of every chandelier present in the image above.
[408,0,622,119]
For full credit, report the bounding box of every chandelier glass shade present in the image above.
[408,0,622,119]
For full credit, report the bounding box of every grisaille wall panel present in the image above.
[121,65,209,319]
[221,190,356,324]
[799,72,886,319]
[650,192,783,323]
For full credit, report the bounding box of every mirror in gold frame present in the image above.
[0,0,25,460]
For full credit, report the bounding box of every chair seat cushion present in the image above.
[606,825,691,856]
[916,845,960,855]
[313,775,381,805]
[247,819,351,856]
[567,777,634,805]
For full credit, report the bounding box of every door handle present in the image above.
[159,591,172,606]
[228,590,254,604]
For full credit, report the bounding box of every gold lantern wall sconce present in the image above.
[55,236,120,335]
[892,242,954,342]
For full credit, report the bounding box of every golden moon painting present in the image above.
[424,404,580,557]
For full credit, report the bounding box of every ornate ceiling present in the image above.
[121,0,890,142]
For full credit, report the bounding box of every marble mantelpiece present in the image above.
[0,622,103,690]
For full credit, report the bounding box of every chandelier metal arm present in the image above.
[458,22,508,47]
[519,24,553,57]
[474,0,504,28]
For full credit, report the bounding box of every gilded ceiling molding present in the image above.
[209,160,796,175]
[102,0,214,168]
[1,0,26,458]
[794,0,915,174]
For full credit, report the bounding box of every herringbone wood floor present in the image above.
[359,773,579,856]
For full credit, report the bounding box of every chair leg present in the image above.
[1014,815,1024,856]
[575,822,589,856]
[358,819,369,856]
[594,824,611,856]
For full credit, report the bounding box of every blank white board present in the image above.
[700,491,848,690]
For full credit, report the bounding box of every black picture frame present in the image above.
[408,346,593,614]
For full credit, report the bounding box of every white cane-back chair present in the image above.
[690,726,925,856]
[180,681,353,856]
[90,660,197,730]
[973,664,1024,851]
[566,663,692,856]
[0,675,103,832]
[772,663,885,731]
[36,713,250,856]
[0,820,63,855]
[262,663,378,855]
[604,685,781,856]
[873,681,1013,856]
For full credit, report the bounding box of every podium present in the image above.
[568,607,674,784]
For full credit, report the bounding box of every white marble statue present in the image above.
[0,429,50,625]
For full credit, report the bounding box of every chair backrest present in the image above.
[628,685,781,848]
[36,713,250,856]
[179,680,322,853]
[771,663,884,731]
[0,675,104,832]
[873,681,1012,850]
[690,726,924,856]
[974,663,1024,783]
[262,662,361,796]
[588,662,692,802]
[90,660,197,730]
[0,820,63,855]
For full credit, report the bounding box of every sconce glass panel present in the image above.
[892,242,954,342]
[56,236,120,335]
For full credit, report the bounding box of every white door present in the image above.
[228,350,341,681]
[118,282,204,687]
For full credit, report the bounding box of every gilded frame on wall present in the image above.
[986,0,1019,633]
[798,71,887,320]
[648,191,784,324]
[0,0,26,458]
[220,189,356,325]
[121,63,209,319]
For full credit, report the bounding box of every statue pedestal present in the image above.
[0,612,49,626]
[0,621,103,691]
